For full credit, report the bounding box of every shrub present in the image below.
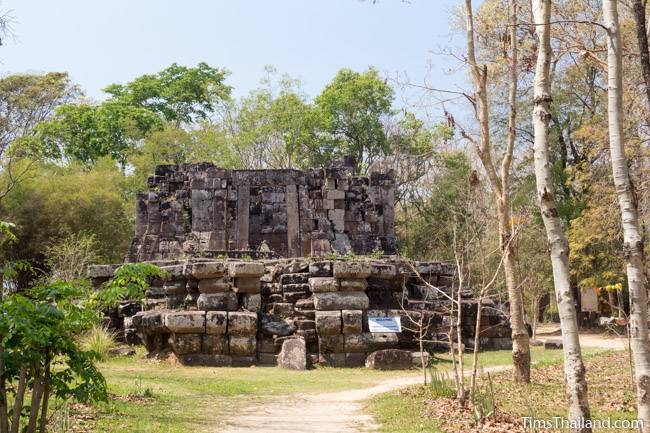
[79,326,117,361]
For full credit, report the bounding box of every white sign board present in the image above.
[368,316,402,333]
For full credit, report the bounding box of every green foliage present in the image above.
[100,263,167,307]
[44,233,100,281]
[312,68,394,171]
[78,326,118,361]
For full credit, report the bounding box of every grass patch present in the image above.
[368,349,631,433]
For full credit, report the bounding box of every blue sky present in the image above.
[1,0,468,116]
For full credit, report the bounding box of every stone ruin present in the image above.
[127,157,396,261]
[89,159,512,369]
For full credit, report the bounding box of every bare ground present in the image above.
[215,366,510,433]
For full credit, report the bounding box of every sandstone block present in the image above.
[229,336,256,356]
[197,293,238,311]
[202,334,228,354]
[205,311,228,334]
[169,334,202,355]
[318,335,345,353]
[365,349,413,370]
[229,262,265,277]
[309,261,333,277]
[333,261,372,278]
[257,352,278,365]
[344,333,399,352]
[228,312,258,336]
[260,314,295,337]
[272,302,294,316]
[341,310,363,334]
[191,261,228,279]
[339,278,368,291]
[197,277,231,293]
[242,293,262,311]
[369,263,397,279]
[313,292,369,310]
[231,356,256,367]
[308,277,339,293]
[345,352,367,367]
[233,277,261,293]
[318,352,345,367]
[163,280,187,295]
[132,311,165,333]
[315,311,342,336]
[164,311,205,333]
[178,354,232,366]
[278,337,307,370]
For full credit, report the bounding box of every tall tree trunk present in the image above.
[26,362,43,433]
[0,344,8,433]
[632,0,650,112]
[38,355,51,433]
[10,366,27,433]
[603,2,650,430]
[464,0,530,383]
[531,1,592,431]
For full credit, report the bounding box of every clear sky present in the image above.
[1,0,468,115]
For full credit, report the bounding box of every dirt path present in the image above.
[535,324,628,350]
[216,365,510,433]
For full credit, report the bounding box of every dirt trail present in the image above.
[216,365,510,433]
[535,324,628,350]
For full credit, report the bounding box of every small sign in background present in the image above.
[368,316,402,333]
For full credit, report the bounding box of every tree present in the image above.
[36,63,231,165]
[531,0,592,429]
[463,0,531,383]
[0,73,80,199]
[313,68,393,173]
[602,1,650,430]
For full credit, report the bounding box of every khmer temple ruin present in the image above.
[89,159,511,368]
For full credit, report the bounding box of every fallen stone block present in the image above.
[197,293,238,311]
[278,337,307,370]
[202,334,228,354]
[229,336,257,356]
[169,334,202,355]
[164,311,205,333]
[191,261,228,279]
[315,311,342,336]
[228,312,258,336]
[544,339,563,350]
[411,351,431,367]
[197,277,231,293]
[344,333,399,352]
[313,292,369,310]
[333,261,372,278]
[339,278,368,291]
[308,277,339,293]
[229,262,265,277]
[233,277,261,293]
[205,311,228,334]
[530,339,544,347]
[365,349,413,370]
[341,310,363,334]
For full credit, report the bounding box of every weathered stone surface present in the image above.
[197,293,238,311]
[229,262,265,277]
[257,352,278,365]
[315,311,342,336]
[345,352,367,367]
[202,334,228,354]
[344,333,399,352]
[231,356,256,367]
[339,278,368,292]
[260,314,295,336]
[272,302,294,316]
[308,277,339,293]
[229,336,257,356]
[233,277,261,293]
[309,261,333,277]
[178,354,232,366]
[132,311,165,333]
[369,262,397,279]
[544,339,563,350]
[164,311,205,333]
[228,312,258,336]
[163,280,186,295]
[411,351,431,367]
[197,277,231,293]
[365,349,413,370]
[341,310,363,334]
[313,292,369,310]
[278,337,307,370]
[169,334,202,355]
[87,264,118,279]
[318,335,345,353]
[530,339,544,347]
[205,311,227,334]
[242,294,262,311]
[192,262,228,279]
[108,345,136,357]
[319,352,346,367]
[333,261,372,278]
